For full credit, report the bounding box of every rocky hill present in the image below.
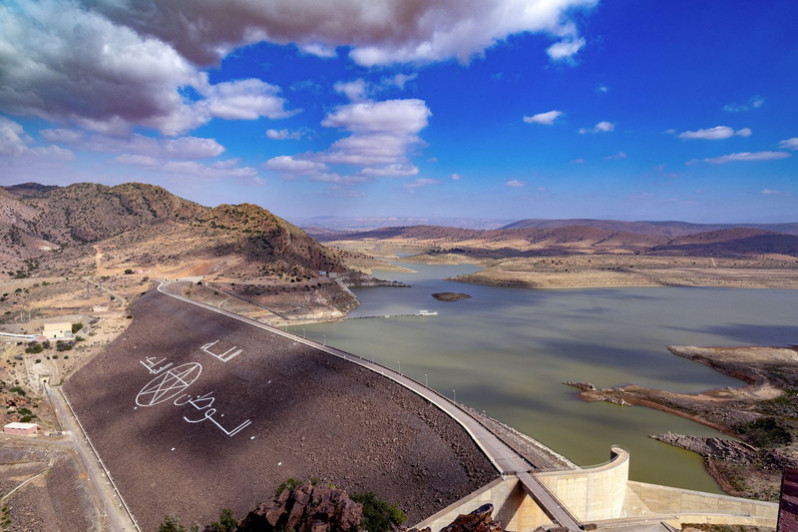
[0,182,348,280]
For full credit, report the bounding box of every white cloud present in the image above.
[546,37,585,61]
[570,158,585,164]
[319,99,431,166]
[0,116,74,160]
[360,164,419,177]
[162,159,257,178]
[506,179,526,187]
[40,129,225,159]
[85,0,597,67]
[604,151,627,160]
[197,79,293,122]
[724,95,766,113]
[450,173,463,181]
[523,110,563,125]
[579,121,614,134]
[116,154,158,166]
[264,155,328,176]
[677,126,752,140]
[382,73,418,90]
[778,137,798,150]
[596,84,609,93]
[334,79,369,102]
[704,151,791,164]
[0,1,294,135]
[266,129,302,140]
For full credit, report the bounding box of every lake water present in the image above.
[289,262,798,493]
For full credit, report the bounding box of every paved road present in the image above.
[157,281,582,530]
[48,383,140,531]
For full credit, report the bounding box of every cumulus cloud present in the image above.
[450,173,463,181]
[704,151,791,164]
[264,155,328,176]
[40,129,225,159]
[778,137,798,150]
[334,79,369,102]
[523,110,563,125]
[546,37,585,61]
[0,116,74,160]
[265,99,431,185]
[604,151,627,160]
[579,121,614,134]
[161,159,257,178]
[677,126,752,140]
[506,179,526,187]
[724,95,766,113]
[81,0,597,67]
[360,164,419,177]
[319,99,431,166]
[0,1,294,135]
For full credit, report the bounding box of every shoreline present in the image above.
[568,344,798,501]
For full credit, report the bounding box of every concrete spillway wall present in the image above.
[536,446,629,522]
[627,481,778,528]
[414,446,778,531]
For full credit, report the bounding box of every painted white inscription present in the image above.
[176,391,253,437]
[139,356,174,374]
[201,340,242,362]
[136,359,252,438]
[136,363,202,406]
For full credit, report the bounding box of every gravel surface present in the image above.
[0,443,98,532]
[64,289,497,530]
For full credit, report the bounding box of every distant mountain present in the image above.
[298,216,513,232]
[502,218,798,237]
[325,223,798,259]
[0,182,347,278]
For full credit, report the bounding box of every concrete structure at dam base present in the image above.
[416,447,778,532]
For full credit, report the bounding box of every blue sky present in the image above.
[1,0,797,224]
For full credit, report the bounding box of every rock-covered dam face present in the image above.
[63,289,497,530]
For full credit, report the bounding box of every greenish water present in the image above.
[290,262,798,493]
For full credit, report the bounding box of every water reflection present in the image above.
[291,263,798,493]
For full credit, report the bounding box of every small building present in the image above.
[3,422,39,436]
[42,322,74,341]
[92,305,108,313]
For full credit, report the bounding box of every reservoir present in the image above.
[290,262,798,493]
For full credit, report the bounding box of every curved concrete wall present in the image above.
[536,447,629,522]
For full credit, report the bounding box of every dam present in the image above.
[156,282,778,531]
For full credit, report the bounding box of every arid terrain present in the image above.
[569,344,798,501]
[63,288,497,530]
[316,222,798,290]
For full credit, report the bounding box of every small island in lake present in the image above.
[432,292,472,302]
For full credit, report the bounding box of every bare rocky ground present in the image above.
[568,345,798,501]
[0,439,99,532]
[63,288,497,530]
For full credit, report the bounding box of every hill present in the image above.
[501,218,798,237]
[0,182,348,278]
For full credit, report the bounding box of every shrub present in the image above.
[351,492,407,532]
[9,386,26,397]
[25,343,43,354]
[208,509,236,532]
[738,417,793,448]
[124,268,134,274]
[71,322,83,334]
